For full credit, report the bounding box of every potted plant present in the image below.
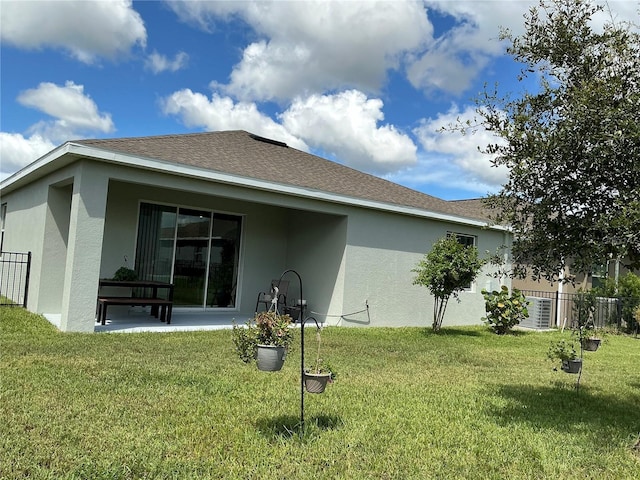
[231,310,293,371]
[112,266,138,281]
[547,339,582,374]
[304,329,336,393]
[573,290,601,351]
[579,325,602,351]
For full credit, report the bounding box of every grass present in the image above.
[1,308,639,479]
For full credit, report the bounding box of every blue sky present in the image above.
[1,1,637,199]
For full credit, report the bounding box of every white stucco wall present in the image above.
[337,207,509,328]
[1,178,48,311]
[1,164,80,316]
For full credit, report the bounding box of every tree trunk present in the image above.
[432,295,450,331]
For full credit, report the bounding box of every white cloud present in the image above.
[406,1,531,95]
[1,81,115,177]
[385,157,498,199]
[18,82,115,139]
[160,89,308,150]
[281,90,417,173]
[0,133,55,176]
[145,51,189,74]
[162,87,416,174]
[412,105,508,189]
[168,0,639,102]
[169,0,432,101]
[0,0,146,63]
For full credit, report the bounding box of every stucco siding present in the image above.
[1,176,49,313]
[59,162,109,332]
[1,163,82,315]
[338,208,508,327]
[283,210,347,324]
[102,177,293,317]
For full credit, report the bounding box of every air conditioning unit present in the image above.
[522,296,553,329]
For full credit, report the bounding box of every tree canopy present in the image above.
[475,0,640,282]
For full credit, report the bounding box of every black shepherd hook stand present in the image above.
[275,269,320,432]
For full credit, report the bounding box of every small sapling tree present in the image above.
[413,235,484,331]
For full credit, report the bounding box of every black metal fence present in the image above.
[520,289,621,329]
[0,251,31,307]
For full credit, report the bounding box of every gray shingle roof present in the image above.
[449,198,492,222]
[74,130,487,222]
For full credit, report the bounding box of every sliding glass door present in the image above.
[174,208,210,306]
[134,202,242,308]
[207,214,241,307]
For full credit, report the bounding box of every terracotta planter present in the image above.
[561,358,582,374]
[256,345,286,371]
[581,338,601,352]
[304,372,332,393]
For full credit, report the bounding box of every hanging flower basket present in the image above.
[304,372,332,393]
[231,310,293,371]
[581,337,601,352]
[256,344,287,372]
[561,358,582,374]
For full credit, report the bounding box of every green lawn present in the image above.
[1,308,639,479]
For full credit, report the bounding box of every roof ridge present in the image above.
[72,130,248,144]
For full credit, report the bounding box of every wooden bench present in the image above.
[97,296,173,325]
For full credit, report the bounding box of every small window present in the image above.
[447,231,478,291]
[448,232,476,248]
[591,263,608,290]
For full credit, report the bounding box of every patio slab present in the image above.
[93,309,250,333]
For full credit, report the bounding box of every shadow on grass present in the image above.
[488,384,640,436]
[493,329,530,337]
[423,328,484,337]
[256,414,343,440]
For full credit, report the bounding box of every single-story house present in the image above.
[0,130,510,332]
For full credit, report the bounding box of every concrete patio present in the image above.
[44,309,252,333]
[93,308,251,333]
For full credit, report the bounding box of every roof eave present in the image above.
[1,142,507,231]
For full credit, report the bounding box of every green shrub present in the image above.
[481,285,529,334]
[547,338,578,362]
[231,322,258,363]
[618,272,640,332]
[112,266,138,281]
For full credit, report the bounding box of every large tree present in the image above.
[475,0,640,282]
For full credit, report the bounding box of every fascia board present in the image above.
[3,142,508,232]
[0,143,73,192]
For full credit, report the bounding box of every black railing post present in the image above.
[23,251,31,308]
